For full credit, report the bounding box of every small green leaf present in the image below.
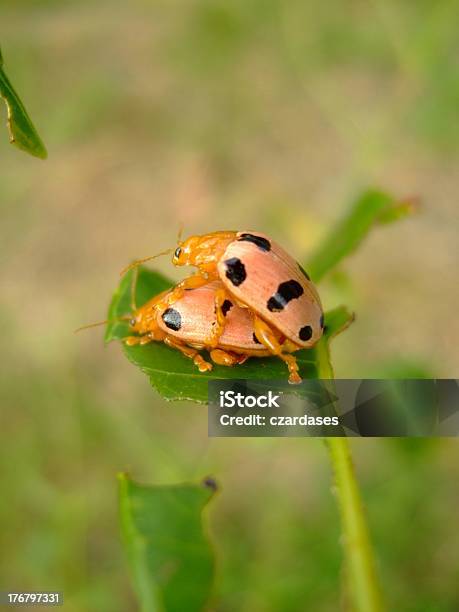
[106,267,354,403]
[307,189,416,282]
[0,47,47,159]
[118,473,216,612]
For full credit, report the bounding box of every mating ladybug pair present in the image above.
[122,231,324,384]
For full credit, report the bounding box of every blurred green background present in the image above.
[1,1,458,610]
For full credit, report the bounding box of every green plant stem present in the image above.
[326,438,384,612]
[316,336,384,611]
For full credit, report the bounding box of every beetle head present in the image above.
[172,234,201,267]
[172,232,237,268]
[128,313,141,332]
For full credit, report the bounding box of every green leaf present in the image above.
[105,267,354,403]
[0,47,47,159]
[306,189,416,282]
[118,473,216,612]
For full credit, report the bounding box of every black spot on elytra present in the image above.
[320,314,324,329]
[299,325,313,341]
[252,333,261,344]
[238,233,271,252]
[161,307,182,331]
[224,257,247,286]
[221,299,233,316]
[298,264,310,281]
[267,280,304,312]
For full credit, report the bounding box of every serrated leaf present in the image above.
[105,268,353,403]
[0,47,47,159]
[118,473,216,612]
[307,189,416,282]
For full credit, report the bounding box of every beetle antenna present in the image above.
[74,315,131,334]
[177,222,184,245]
[120,248,173,277]
[75,320,110,332]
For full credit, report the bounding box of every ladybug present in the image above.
[124,279,303,383]
[127,231,324,362]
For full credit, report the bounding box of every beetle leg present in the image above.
[210,348,249,366]
[124,325,165,346]
[164,336,212,373]
[139,334,154,345]
[253,316,302,384]
[124,334,154,346]
[174,271,211,293]
[123,332,154,346]
[207,286,231,348]
[282,338,302,353]
[124,335,142,346]
[155,272,217,312]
